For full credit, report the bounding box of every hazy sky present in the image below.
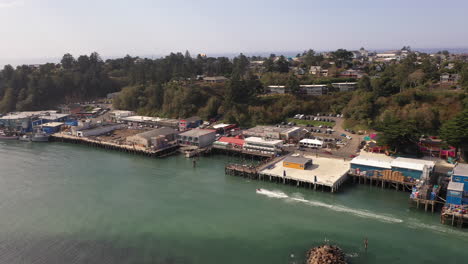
[0,0,467,64]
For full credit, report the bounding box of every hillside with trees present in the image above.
[0,49,467,156]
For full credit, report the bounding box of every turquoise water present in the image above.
[0,141,467,263]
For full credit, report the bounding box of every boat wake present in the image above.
[406,220,468,237]
[256,189,403,224]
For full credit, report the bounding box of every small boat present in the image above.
[19,135,32,142]
[31,131,50,142]
[0,131,19,140]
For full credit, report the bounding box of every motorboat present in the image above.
[19,135,32,142]
[32,131,50,142]
[0,131,19,140]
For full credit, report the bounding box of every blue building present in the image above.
[0,111,69,133]
[390,157,435,180]
[447,181,464,205]
[40,122,64,134]
[350,155,435,180]
[451,163,468,204]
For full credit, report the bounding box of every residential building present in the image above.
[309,66,328,76]
[332,82,357,92]
[179,116,202,131]
[300,85,328,96]
[126,127,178,148]
[177,129,216,148]
[203,76,228,83]
[267,85,286,94]
[338,69,364,79]
[283,156,313,170]
[440,73,460,84]
[243,137,283,155]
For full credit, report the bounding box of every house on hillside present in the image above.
[203,76,228,83]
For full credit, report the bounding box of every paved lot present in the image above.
[259,155,350,187]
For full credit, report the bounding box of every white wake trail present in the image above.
[256,189,403,224]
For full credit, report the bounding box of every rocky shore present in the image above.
[306,244,347,264]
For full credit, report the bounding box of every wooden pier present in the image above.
[349,173,416,192]
[410,198,439,213]
[51,133,179,158]
[441,210,468,228]
[225,156,347,193]
[212,145,276,159]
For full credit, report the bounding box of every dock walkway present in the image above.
[51,133,179,157]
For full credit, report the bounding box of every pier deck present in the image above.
[226,155,349,192]
[349,173,416,191]
[51,133,179,157]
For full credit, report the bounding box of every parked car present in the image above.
[346,135,352,140]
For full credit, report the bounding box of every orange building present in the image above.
[283,156,312,170]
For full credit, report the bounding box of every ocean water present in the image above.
[0,141,467,264]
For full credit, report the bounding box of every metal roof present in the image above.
[453,163,468,177]
[391,157,435,171]
[350,156,392,169]
[134,127,177,139]
[244,137,283,145]
[300,138,323,145]
[179,129,216,137]
[41,122,64,128]
[448,181,464,192]
[284,156,312,165]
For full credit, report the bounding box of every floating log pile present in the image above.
[306,245,347,264]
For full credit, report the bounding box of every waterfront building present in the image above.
[350,154,435,180]
[451,163,468,205]
[283,156,312,170]
[40,122,64,134]
[179,116,202,131]
[447,181,464,205]
[73,124,125,137]
[299,138,324,149]
[390,157,435,180]
[177,129,216,148]
[243,126,303,141]
[126,127,178,148]
[213,136,245,150]
[243,137,283,155]
[120,115,179,129]
[0,111,69,132]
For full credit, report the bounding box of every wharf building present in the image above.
[243,126,303,141]
[447,163,468,205]
[177,129,216,148]
[126,127,178,149]
[0,111,70,133]
[349,155,436,181]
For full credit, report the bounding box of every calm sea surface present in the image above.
[0,141,467,264]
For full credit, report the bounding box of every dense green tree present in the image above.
[440,108,468,160]
[61,53,76,69]
[376,117,421,154]
[331,49,353,68]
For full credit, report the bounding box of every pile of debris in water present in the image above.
[306,244,347,264]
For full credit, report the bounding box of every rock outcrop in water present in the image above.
[306,244,347,264]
